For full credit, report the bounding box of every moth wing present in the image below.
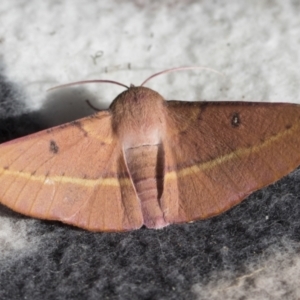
[162,101,300,224]
[0,112,142,231]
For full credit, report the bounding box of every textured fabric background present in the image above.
[0,1,300,299]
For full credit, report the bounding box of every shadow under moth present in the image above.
[0,68,299,231]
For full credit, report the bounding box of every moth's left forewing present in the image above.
[0,112,143,231]
[161,100,300,224]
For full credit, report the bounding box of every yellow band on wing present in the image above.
[1,120,298,187]
[165,120,300,181]
[0,168,131,187]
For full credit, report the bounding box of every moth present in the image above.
[0,68,300,232]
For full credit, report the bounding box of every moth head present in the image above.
[110,86,167,147]
[110,86,164,110]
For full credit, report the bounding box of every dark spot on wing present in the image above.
[49,140,59,154]
[285,124,292,130]
[71,120,81,127]
[231,112,240,128]
[3,166,9,170]
[71,120,88,137]
[197,102,209,121]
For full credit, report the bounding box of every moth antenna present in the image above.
[85,99,101,111]
[47,80,129,91]
[140,66,225,87]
